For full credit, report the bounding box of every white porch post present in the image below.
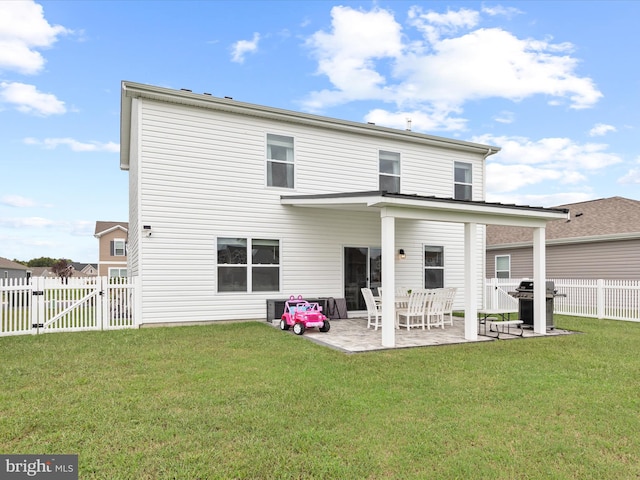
[464,222,478,340]
[532,226,546,335]
[381,211,396,347]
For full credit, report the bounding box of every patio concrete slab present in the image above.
[270,316,577,353]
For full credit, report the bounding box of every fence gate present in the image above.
[1,276,135,336]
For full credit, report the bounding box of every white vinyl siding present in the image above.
[131,98,485,323]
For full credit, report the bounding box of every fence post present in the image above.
[597,279,605,319]
[490,278,498,310]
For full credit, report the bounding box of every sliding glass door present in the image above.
[344,247,381,310]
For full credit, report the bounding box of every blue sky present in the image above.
[1,1,639,263]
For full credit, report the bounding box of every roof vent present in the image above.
[203,92,212,96]
[181,88,192,92]
[224,96,233,99]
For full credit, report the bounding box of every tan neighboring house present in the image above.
[486,197,640,280]
[94,221,129,277]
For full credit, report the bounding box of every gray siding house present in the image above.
[0,257,29,280]
[486,197,640,279]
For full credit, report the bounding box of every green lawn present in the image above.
[1,316,639,479]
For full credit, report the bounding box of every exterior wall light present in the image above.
[399,249,406,259]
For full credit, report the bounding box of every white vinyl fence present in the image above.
[485,278,640,322]
[1,276,137,337]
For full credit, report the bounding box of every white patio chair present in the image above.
[443,287,457,326]
[396,290,429,330]
[361,287,382,330]
[424,289,446,329]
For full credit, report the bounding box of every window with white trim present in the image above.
[217,237,280,292]
[379,150,400,193]
[424,245,444,288]
[111,239,126,257]
[267,134,294,188]
[495,255,511,279]
[109,268,127,278]
[454,162,472,200]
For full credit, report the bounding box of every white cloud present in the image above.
[1,195,36,208]
[23,137,119,152]
[487,191,594,208]
[301,6,602,128]
[588,123,616,137]
[364,108,467,132]
[0,82,65,115]
[0,217,56,228]
[476,134,623,170]
[304,6,404,107]
[485,163,565,194]
[475,134,623,198]
[618,158,640,184]
[493,110,515,124]
[230,32,260,63]
[0,0,71,75]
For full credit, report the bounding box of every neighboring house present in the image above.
[94,221,129,277]
[120,81,567,344]
[30,265,95,278]
[486,197,640,280]
[0,257,29,280]
[70,262,98,276]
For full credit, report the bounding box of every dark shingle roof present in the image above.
[486,197,640,246]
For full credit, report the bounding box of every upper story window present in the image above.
[267,134,294,189]
[424,245,444,289]
[454,162,472,200]
[379,150,400,193]
[111,239,126,257]
[495,255,511,279]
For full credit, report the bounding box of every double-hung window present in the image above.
[379,150,400,193]
[424,245,444,288]
[111,239,126,257]
[495,255,511,279]
[267,134,294,188]
[217,237,280,292]
[454,162,472,200]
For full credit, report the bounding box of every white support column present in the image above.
[381,211,396,347]
[464,222,478,341]
[532,226,546,335]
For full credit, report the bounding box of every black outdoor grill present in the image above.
[509,280,565,329]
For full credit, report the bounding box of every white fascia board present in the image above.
[94,225,129,238]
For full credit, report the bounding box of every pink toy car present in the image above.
[280,295,330,335]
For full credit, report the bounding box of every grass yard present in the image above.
[1,315,639,479]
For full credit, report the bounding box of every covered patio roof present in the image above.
[282,191,569,347]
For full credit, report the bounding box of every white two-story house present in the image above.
[120,81,567,346]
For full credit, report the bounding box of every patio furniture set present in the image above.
[361,287,458,331]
